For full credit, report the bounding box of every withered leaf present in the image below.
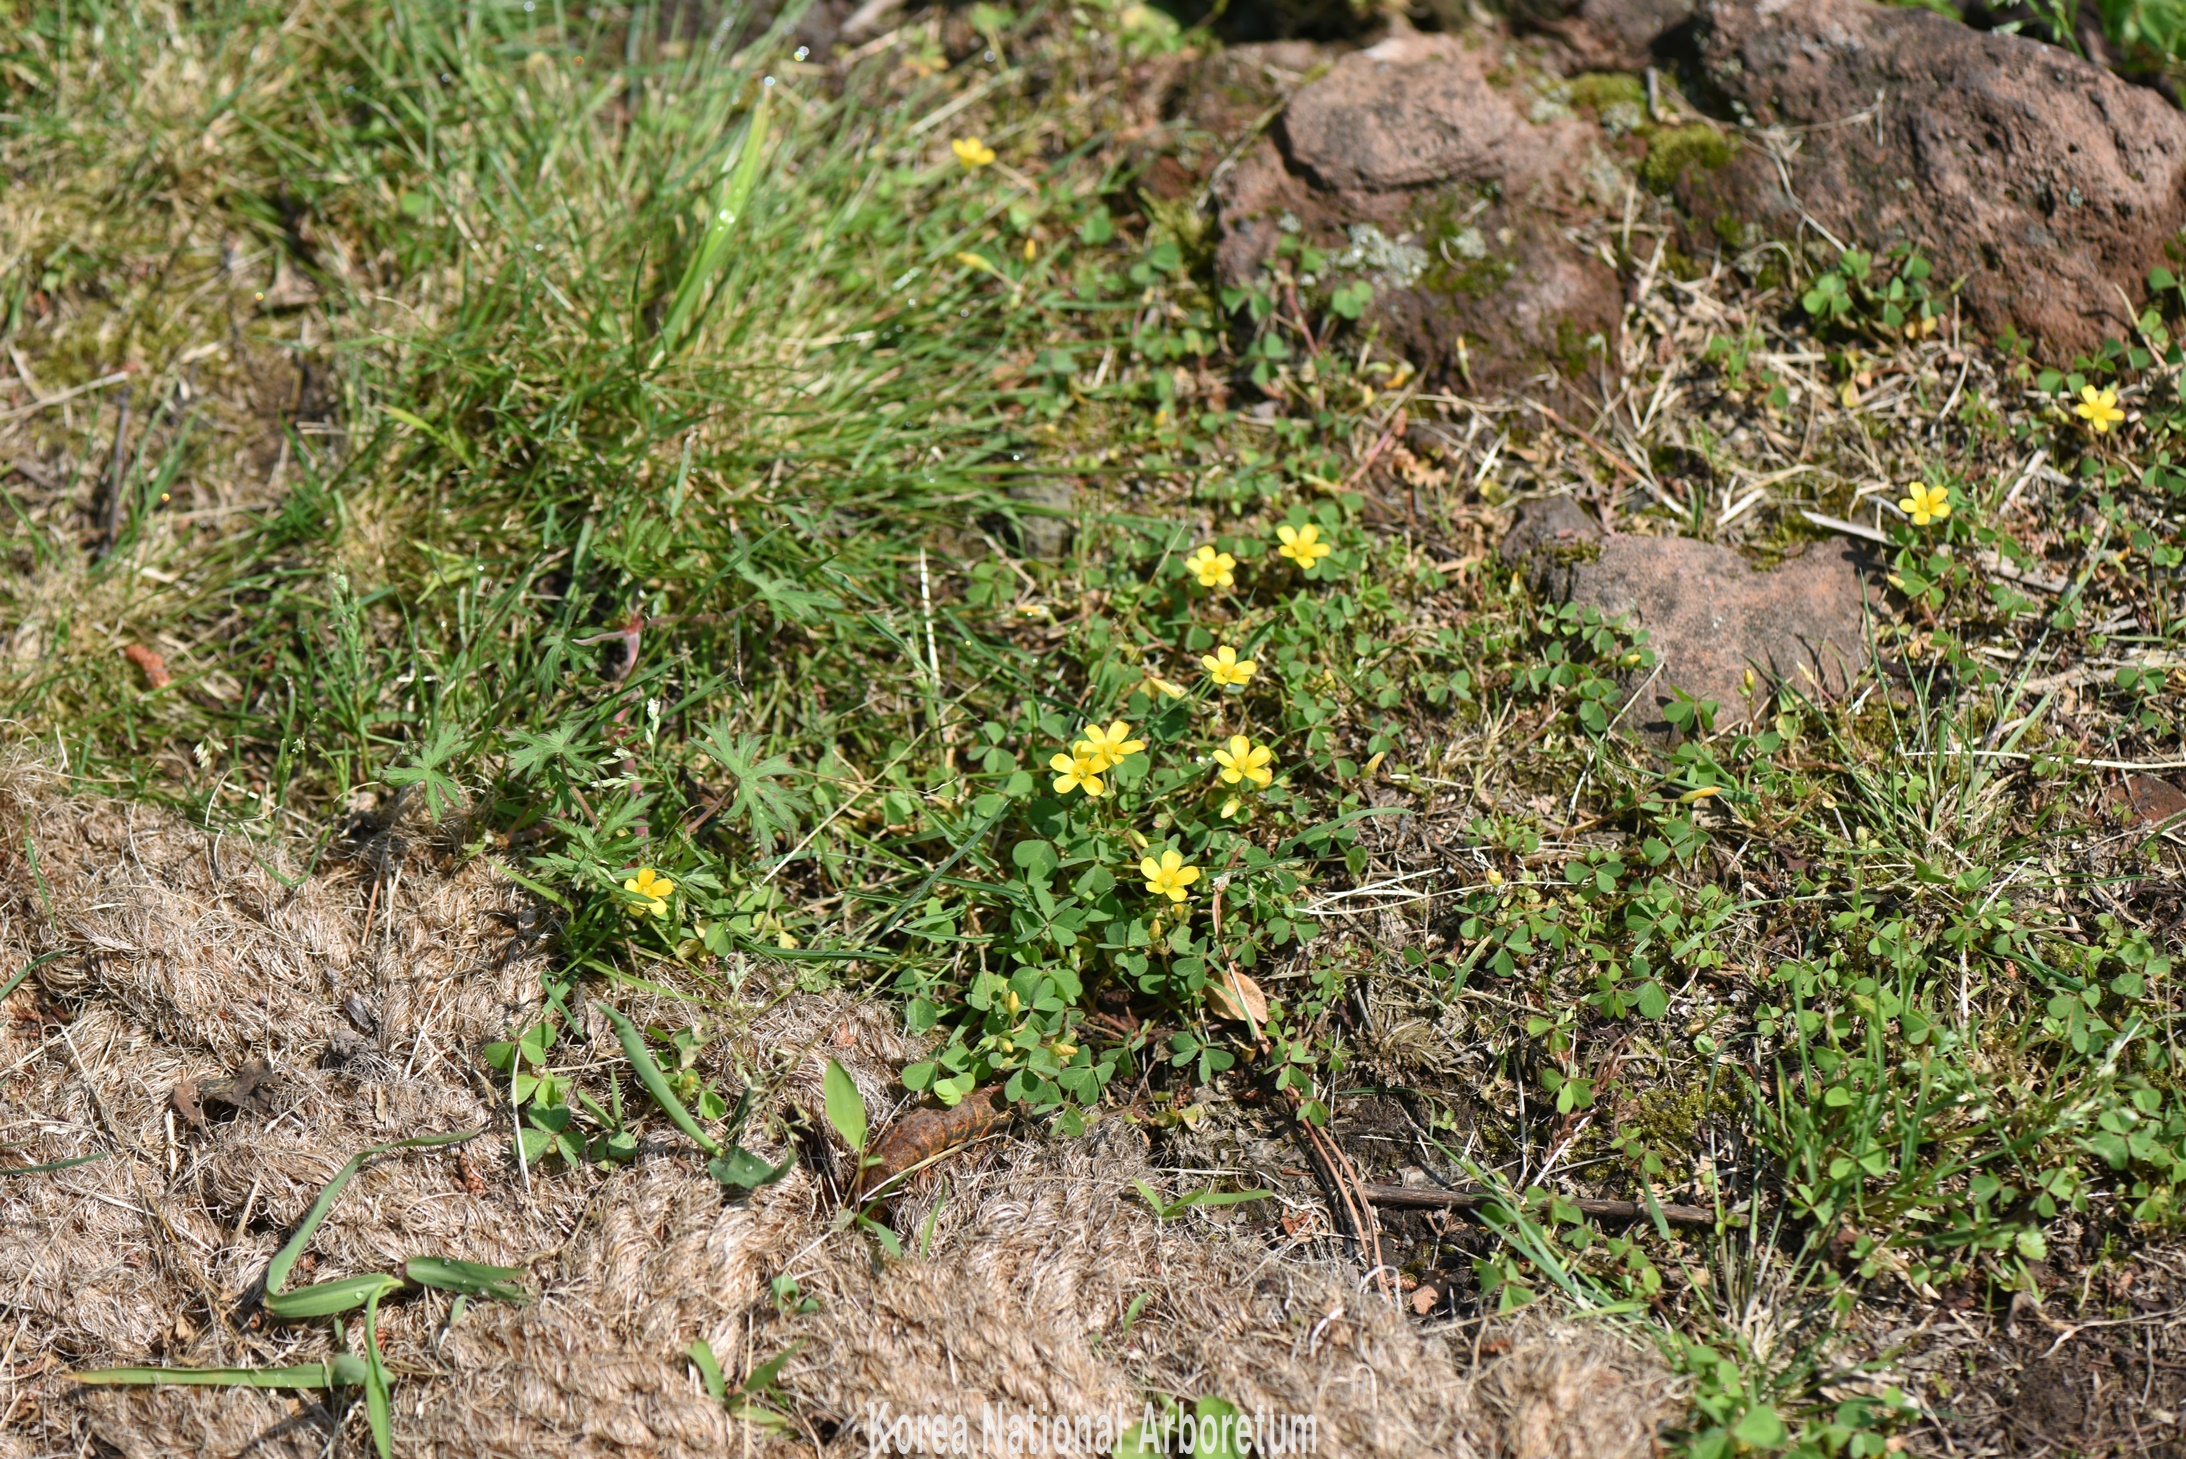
[171,1060,277,1130]
[859,1085,1008,1196]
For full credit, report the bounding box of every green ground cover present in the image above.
[4,0,2184,1452]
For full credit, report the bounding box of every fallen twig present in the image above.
[1358,1182,1730,1228]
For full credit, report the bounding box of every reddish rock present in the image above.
[1501,497,1881,735]
[1212,32,1627,393]
[2120,774,2186,830]
[1520,0,1697,72]
[1683,0,2186,361]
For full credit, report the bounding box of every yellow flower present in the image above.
[1212,735,1274,789]
[1276,521,1333,572]
[1201,644,1257,688]
[2074,384,2125,433]
[1050,746,1107,798]
[622,867,675,919]
[1220,796,1243,820]
[1184,544,1236,589]
[951,136,996,168]
[1077,720,1147,771]
[1896,482,1952,527]
[1138,847,1201,903]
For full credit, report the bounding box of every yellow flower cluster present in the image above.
[1183,521,1338,593]
[1050,719,1147,798]
[1044,714,1283,903]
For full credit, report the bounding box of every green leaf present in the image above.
[1174,1187,1272,1211]
[263,1131,479,1318]
[0,1151,105,1176]
[698,726,810,854]
[708,1146,795,1189]
[1192,1396,1251,1458]
[654,85,774,362]
[363,1283,393,1459]
[823,1058,866,1154]
[688,1339,728,1403]
[403,1257,533,1304]
[266,1273,403,1320]
[601,1002,721,1155]
[73,1357,373,1389]
[381,722,467,821]
[1731,1403,1787,1449]
[381,405,474,467]
[739,1343,797,1397]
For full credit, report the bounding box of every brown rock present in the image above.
[1683,0,2186,360]
[2121,773,2186,829]
[1213,32,1627,393]
[1517,0,1697,72]
[1501,497,1881,735]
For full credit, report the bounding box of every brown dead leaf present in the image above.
[171,1059,276,1131]
[1204,968,1267,1027]
[122,644,171,689]
[859,1085,1008,1196]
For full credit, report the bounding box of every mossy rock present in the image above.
[1562,71,1647,113]
[1640,123,1735,195]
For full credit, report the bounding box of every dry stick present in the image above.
[95,385,133,555]
[1524,399,1642,481]
[1357,1183,1726,1229]
[1210,886,1395,1303]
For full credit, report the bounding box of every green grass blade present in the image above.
[363,1284,393,1459]
[264,1273,403,1320]
[651,84,772,365]
[73,1356,372,1388]
[686,1339,727,1403]
[601,1002,720,1155]
[403,1256,533,1303]
[264,1132,480,1305]
[0,1151,105,1176]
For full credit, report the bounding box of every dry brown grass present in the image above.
[0,758,1678,1457]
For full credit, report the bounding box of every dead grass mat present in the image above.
[0,761,1677,1457]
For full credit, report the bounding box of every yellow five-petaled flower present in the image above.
[1050,746,1107,798]
[1276,522,1333,572]
[1201,644,1257,688]
[1897,482,1952,527]
[623,867,675,919]
[1184,544,1236,589]
[2074,384,2125,434]
[1076,720,1147,771]
[1213,735,1275,789]
[1139,847,1200,903]
[951,136,996,168]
